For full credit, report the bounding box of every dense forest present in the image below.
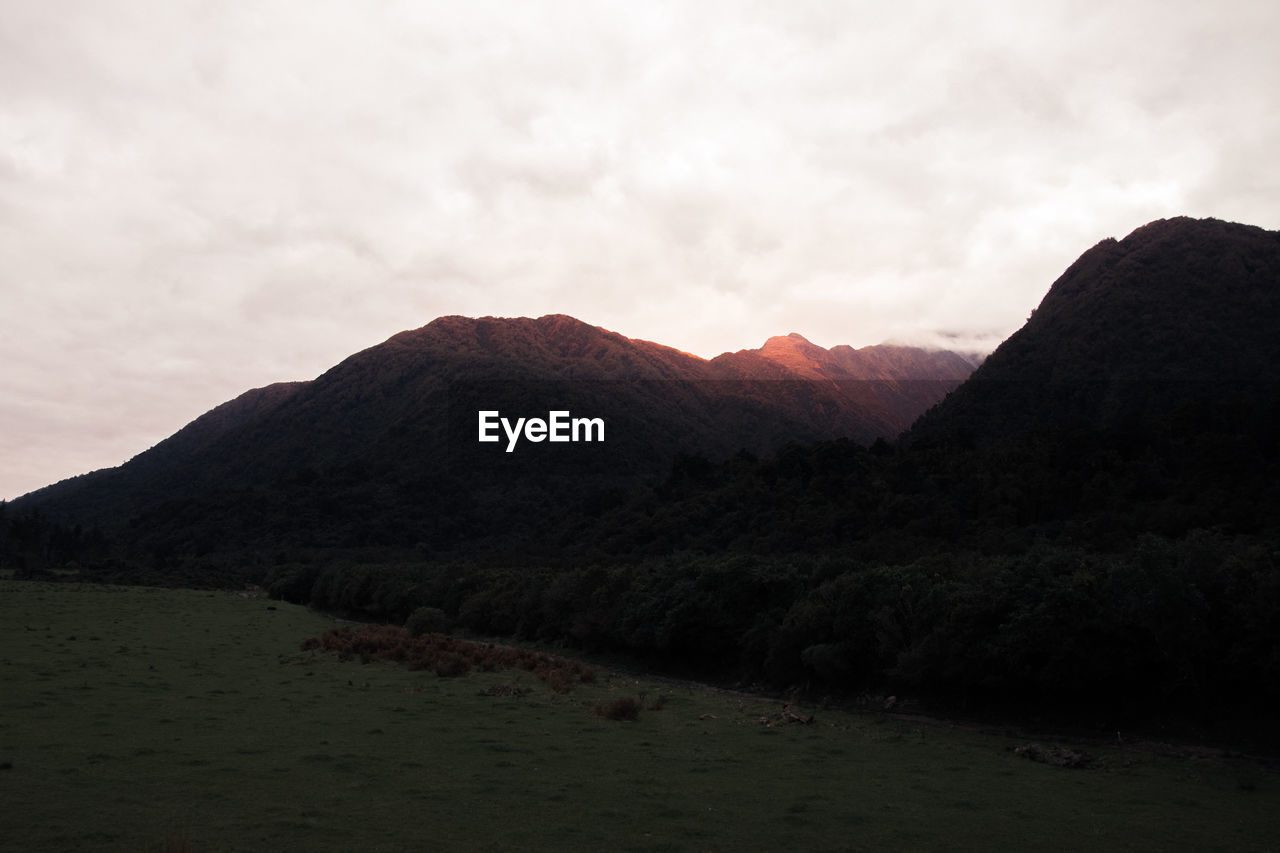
[5,216,1280,731]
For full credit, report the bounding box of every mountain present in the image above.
[509,217,1280,713]
[736,333,978,382]
[13,314,974,558]
[567,216,1280,556]
[703,332,978,450]
[899,215,1280,539]
[10,217,1280,720]
[909,216,1280,444]
[714,332,978,383]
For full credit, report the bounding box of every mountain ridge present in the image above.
[13,315,976,554]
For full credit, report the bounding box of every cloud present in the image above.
[2,0,1280,497]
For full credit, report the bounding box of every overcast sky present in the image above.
[3,0,1278,500]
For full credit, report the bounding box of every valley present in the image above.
[1,579,1275,853]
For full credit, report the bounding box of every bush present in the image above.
[305,624,592,692]
[435,653,471,678]
[594,696,640,721]
[405,606,450,637]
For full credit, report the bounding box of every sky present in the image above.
[2,0,1278,500]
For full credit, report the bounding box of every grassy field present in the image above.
[0,579,1276,852]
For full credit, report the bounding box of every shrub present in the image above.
[435,653,471,678]
[405,606,449,637]
[545,669,575,694]
[594,696,640,721]
[305,624,591,692]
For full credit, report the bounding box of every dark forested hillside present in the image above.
[258,217,1280,724]
[578,216,1280,557]
[10,314,971,563]
[493,216,1278,721]
[911,216,1280,443]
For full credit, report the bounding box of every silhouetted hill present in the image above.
[566,217,1280,558]
[13,314,972,556]
[492,217,1280,718]
[15,382,309,530]
[910,216,1280,444]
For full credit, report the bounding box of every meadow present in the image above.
[0,579,1275,852]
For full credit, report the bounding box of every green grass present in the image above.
[0,580,1276,852]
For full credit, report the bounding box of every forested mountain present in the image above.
[492,216,1277,722]
[574,216,1280,557]
[7,216,1279,730]
[911,216,1280,443]
[9,314,973,557]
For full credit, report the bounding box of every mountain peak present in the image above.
[761,332,818,347]
[1039,216,1278,308]
[757,332,832,377]
[912,215,1280,443]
